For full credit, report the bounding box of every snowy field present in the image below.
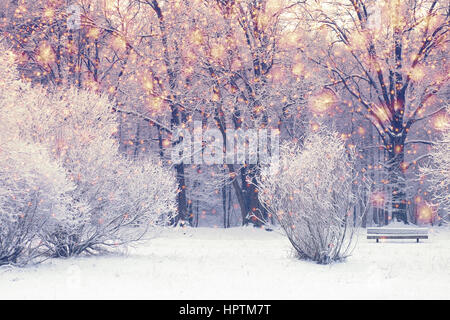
[1,226,449,300]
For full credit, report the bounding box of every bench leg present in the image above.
[376,238,379,243]
[417,238,419,243]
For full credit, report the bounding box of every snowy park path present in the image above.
[1,227,449,299]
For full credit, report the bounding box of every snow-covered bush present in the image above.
[40,154,177,257]
[258,128,367,264]
[30,90,178,257]
[0,141,73,265]
[0,49,73,264]
[0,49,177,258]
[420,114,449,223]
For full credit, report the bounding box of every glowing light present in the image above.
[292,62,304,76]
[309,90,336,114]
[311,122,320,132]
[349,31,367,49]
[142,76,154,92]
[433,114,449,131]
[394,145,403,154]
[87,27,100,39]
[211,44,225,60]
[357,126,365,135]
[409,66,425,82]
[37,43,55,65]
[43,8,54,19]
[191,29,203,45]
[400,162,408,170]
[112,36,127,51]
[417,204,434,223]
[212,92,220,102]
[162,139,170,148]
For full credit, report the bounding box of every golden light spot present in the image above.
[162,139,170,148]
[37,43,55,65]
[212,92,220,102]
[311,122,320,132]
[142,76,154,92]
[184,66,194,76]
[112,36,127,51]
[357,126,365,135]
[103,0,116,12]
[409,66,425,82]
[292,62,304,76]
[433,114,449,131]
[191,29,203,45]
[309,90,336,114]
[148,96,163,111]
[417,204,433,223]
[211,44,225,60]
[231,58,242,72]
[87,27,100,39]
[43,8,54,19]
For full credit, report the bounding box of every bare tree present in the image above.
[296,0,449,223]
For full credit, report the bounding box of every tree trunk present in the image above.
[241,164,266,226]
[174,163,187,225]
[386,135,408,224]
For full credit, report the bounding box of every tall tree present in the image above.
[298,0,449,223]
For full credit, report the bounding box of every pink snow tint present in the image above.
[0,226,449,299]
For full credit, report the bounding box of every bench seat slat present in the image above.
[367,235,428,239]
[367,228,428,235]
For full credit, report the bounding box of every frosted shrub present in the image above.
[258,129,367,264]
[33,91,178,257]
[0,49,177,258]
[0,142,72,265]
[0,50,72,264]
[41,153,177,257]
[420,116,449,223]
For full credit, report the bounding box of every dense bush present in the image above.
[0,142,73,265]
[0,49,177,263]
[40,156,177,257]
[258,128,368,264]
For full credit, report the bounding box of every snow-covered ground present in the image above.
[1,226,449,299]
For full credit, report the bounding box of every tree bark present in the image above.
[386,134,408,224]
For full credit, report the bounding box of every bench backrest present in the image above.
[367,228,428,235]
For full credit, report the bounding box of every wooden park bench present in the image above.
[367,227,428,243]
